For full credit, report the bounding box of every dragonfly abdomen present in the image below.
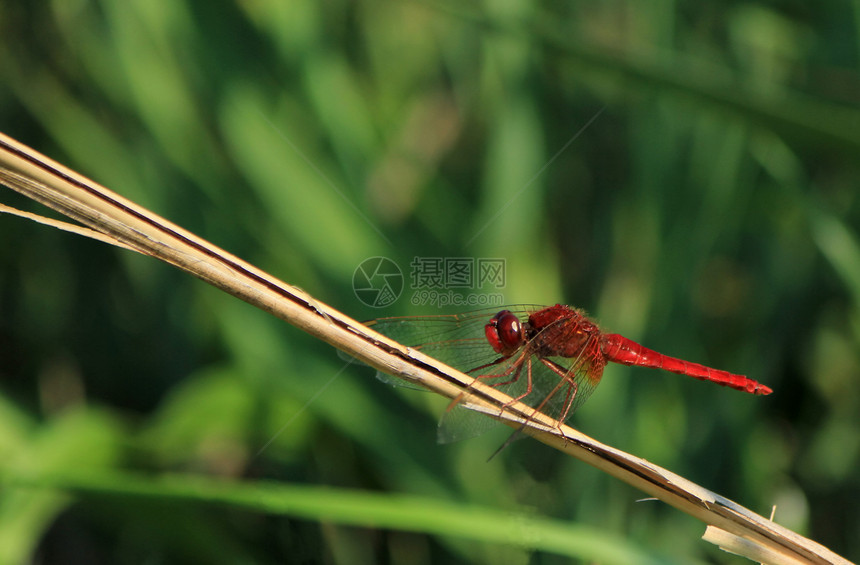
[600,334,772,395]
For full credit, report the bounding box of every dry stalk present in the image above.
[0,132,850,565]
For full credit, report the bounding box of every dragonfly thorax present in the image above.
[526,304,602,360]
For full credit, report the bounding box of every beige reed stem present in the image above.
[0,132,850,565]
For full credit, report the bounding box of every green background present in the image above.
[1,1,859,563]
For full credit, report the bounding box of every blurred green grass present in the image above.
[1,0,859,563]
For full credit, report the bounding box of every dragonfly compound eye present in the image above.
[485,310,523,356]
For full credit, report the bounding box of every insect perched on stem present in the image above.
[368,304,771,442]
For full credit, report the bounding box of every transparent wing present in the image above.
[362,307,541,439]
[366,306,545,363]
[351,305,605,443]
[364,306,545,387]
[437,331,604,443]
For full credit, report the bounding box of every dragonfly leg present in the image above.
[447,356,515,412]
[467,355,509,374]
[448,351,530,417]
[556,380,578,429]
[497,356,579,440]
[496,357,535,419]
[537,357,579,432]
[475,350,529,387]
[501,356,534,404]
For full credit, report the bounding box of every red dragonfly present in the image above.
[367,304,771,442]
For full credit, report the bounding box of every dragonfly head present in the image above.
[485,310,525,356]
